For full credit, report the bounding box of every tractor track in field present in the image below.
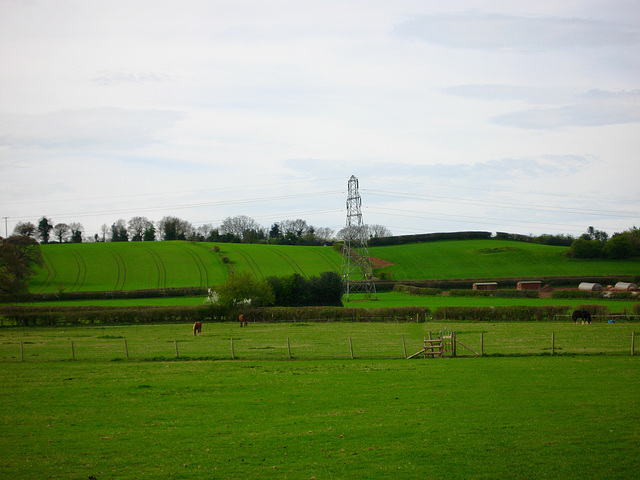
[35,255,57,293]
[308,248,341,272]
[228,247,264,278]
[71,251,88,291]
[109,250,127,290]
[145,246,167,288]
[273,249,305,277]
[184,246,208,287]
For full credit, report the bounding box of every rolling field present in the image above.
[26,239,640,294]
[1,322,639,479]
[30,241,343,293]
[369,240,640,279]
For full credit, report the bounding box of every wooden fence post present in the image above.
[71,340,76,360]
[451,331,457,357]
[480,333,484,356]
[551,332,555,356]
[124,339,129,360]
[402,335,407,359]
[174,340,179,358]
[20,340,24,362]
[632,332,636,356]
[287,337,292,359]
[349,337,354,359]
[231,337,235,360]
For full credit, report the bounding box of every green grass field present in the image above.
[27,239,640,294]
[30,241,343,293]
[11,289,640,315]
[1,322,639,479]
[369,239,640,279]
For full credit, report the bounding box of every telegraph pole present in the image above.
[3,217,7,238]
[340,175,377,301]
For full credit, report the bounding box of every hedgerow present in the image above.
[433,305,572,322]
[0,305,430,326]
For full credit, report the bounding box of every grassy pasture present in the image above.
[0,322,639,479]
[1,321,638,362]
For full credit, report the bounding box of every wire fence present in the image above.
[1,323,637,362]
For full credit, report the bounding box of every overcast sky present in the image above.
[1,0,639,240]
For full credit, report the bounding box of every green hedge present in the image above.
[0,287,209,304]
[433,306,572,321]
[447,289,539,298]
[393,284,442,296]
[0,305,225,327]
[368,231,492,247]
[243,306,429,322]
[552,290,640,300]
[0,305,430,326]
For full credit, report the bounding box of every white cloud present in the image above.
[491,89,640,129]
[395,13,640,52]
[0,108,184,150]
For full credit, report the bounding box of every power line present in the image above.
[363,189,637,219]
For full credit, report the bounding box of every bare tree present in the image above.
[368,224,392,238]
[314,227,335,242]
[13,222,37,238]
[128,216,154,241]
[158,216,193,241]
[100,224,110,242]
[53,223,70,243]
[219,215,264,242]
[69,222,84,243]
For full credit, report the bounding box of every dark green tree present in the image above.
[605,234,634,259]
[111,219,128,242]
[69,222,84,243]
[0,236,43,295]
[569,238,605,258]
[37,217,53,244]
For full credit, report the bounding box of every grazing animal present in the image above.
[239,313,247,327]
[193,321,202,335]
[572,310,592,325]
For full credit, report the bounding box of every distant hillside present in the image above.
[29,241,342,293]
[27,239,639,294]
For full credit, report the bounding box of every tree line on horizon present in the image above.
[8,215,393,247]
[7,216,640,260]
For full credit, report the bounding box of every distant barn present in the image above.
[579,282,603,291]
[615,282,638,291]
[473,282,498,291]
[517,281,542,291]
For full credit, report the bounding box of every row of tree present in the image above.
[569,227,640,260]
[11,215,393,246]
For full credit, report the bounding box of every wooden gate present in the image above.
[407,330,456,359]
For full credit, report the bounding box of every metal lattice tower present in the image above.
[341,175,377,301]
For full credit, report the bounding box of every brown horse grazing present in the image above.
[193,321,202,335]
[239,314,247,327]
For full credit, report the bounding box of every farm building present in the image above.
[473,282,498,291]
[517,281,542,291]
[614,282,638,291]
[579,282,603,291]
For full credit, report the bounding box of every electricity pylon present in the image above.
[340,175,377,301]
